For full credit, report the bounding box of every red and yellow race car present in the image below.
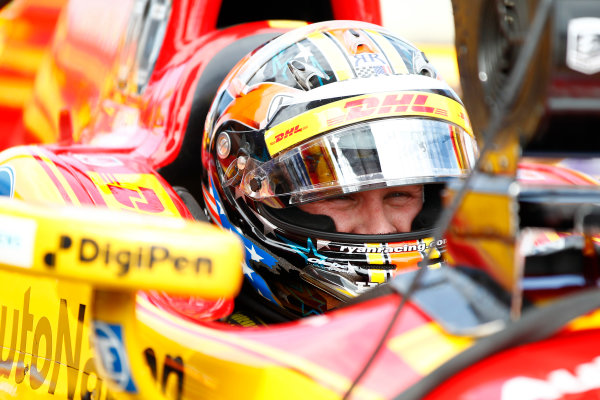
[1,0,600,399]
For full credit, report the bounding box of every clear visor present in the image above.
[236,118,478,206]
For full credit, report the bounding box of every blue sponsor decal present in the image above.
[93,321,137,393]
[0,166,15,198]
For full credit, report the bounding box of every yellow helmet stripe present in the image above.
[307,32,354,81]
[368,269,387,284]
[366,243,385,265]
[365,29,409,74]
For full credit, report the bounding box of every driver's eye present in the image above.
[384,190,420,205]
[386,191,410,198]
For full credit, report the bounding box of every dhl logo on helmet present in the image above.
[265,91,474,156]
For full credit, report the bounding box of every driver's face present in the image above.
[298,185,424,234]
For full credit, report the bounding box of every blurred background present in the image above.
[381,0,459,93]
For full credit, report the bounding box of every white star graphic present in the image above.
[317,239,331,250]
[215,199,225,215]
[246,245,264,262]
[242,262,254,280]
[251,210,277,236]
[262,221,277,236]
[296,42,313,62]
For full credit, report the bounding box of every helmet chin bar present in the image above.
[301,250,447,302]
[301,266,375,301]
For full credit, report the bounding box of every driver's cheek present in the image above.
[388,201,423,232]
[388,208,417,233]
[328,209,361,233]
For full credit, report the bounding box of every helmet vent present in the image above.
[216,132,232,159]
[287,59,329,90]
[419,66,434,77]
[343,29,374,54]
[290,59,305,71]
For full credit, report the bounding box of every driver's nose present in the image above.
[351,197,408,234]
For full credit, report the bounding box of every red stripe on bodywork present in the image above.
[32,154,73,204]
[38,149,102,205]
[58,154,112,206]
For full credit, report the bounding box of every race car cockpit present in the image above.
[1,0,600,399]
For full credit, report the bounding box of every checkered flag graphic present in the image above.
[355,65,389,78]
[355,66,374,78]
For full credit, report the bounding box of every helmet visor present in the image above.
[239,118,478,206]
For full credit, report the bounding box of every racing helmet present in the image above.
[201,20,479,317]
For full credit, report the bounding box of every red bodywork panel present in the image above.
[426,328,600,400]
[0,0,382,157]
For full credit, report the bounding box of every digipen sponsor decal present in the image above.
[501,356,600,400]
[0,289,185,399]
[43,235,213,276]
[93,322,137,393]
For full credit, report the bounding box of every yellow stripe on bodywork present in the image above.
[365,29,409,74]
[566,309,600,332]
[23,101,57,143]
[307,32,353,81]
[265,91,472,155]
[388,322,473,374]
[0,45,45,73]
[0,77,33,107]
[0,150,67,204]
[268,20,308,29]
[136,295,382,399]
